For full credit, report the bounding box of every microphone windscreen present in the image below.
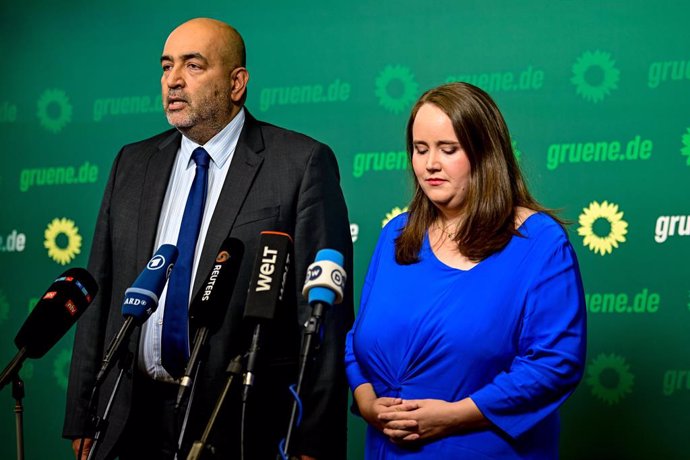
[14,268,98,358]
[243,231,293,321]
[189,237,244,330]
[121,244,178,322]
[302,249,346,305]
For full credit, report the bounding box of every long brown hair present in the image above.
[395,82,558,264]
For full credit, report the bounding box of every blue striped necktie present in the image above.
[162,147,210,378]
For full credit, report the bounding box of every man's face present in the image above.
[160,22,236,143]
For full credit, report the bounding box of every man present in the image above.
[63,18,352,460]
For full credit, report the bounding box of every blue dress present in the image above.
[345,213,586,459]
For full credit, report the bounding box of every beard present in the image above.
[164,88,232,143]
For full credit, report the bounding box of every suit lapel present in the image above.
[136,130,181,269]
[193,112,265,295]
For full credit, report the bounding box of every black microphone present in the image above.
[175,237,244,408]
[0,268,98,390]
[94,244,178,386]
[242,231,293,402]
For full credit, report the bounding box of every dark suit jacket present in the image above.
[63,111,353,459]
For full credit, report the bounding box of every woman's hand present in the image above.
[354,383,408,431]
[378,397,488,443]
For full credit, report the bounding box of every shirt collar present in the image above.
[179,107,246,169]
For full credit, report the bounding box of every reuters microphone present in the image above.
[95,244,178,386]
[0,268,98,390]
[176,237,244,408]
[242,231,293,402]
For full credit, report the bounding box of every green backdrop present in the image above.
[1,1,688,458]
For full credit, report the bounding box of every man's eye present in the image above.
[162,64,172,72]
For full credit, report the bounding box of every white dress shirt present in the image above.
[138,108,246,381]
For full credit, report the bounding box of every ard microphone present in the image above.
[242,231,292,401]
[0,268,98,390]
[176,237,244,407]
[95,244,178,386]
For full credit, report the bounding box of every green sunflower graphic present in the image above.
[36,89,73,133]
[375,65,419,114]
[585,353,634,405]
[571,50,620,103]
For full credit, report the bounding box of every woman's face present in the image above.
[411,103,471,217]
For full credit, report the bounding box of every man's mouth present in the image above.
[167,95,188,110]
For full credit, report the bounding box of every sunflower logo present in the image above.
[36,89,73,133]
[571,50,620,103]
[44,217,82,265]
[382,206,408,228]
[577,201,628,255]
[681,127,690,166]
[585,353,634,405]
[53,349,71,390]
[0,290,9,324]
[375,65,419,114]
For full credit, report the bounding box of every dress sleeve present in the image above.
[470,236,587,439]
[344,216,397,393]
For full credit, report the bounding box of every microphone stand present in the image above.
[175,363,201,460]
[176,327,209,410]
[278,303,325,460]
[12,375,25,460]
[1,350,27,460]
[86,351,133,460]
[187,355,243,460]
[174,329,209,460]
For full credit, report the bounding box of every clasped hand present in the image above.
[363,397,461,444]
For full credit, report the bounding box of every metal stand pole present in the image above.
[12,375,25,460]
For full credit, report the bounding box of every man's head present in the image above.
[161,18,249,144]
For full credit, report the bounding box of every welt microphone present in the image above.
[0,268,98,390]
[176,237,244,408]
[94,244,178,386]
[242,231,293,402]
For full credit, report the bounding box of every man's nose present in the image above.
[164,66,184,88]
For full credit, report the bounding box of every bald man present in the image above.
[64,18,352,460]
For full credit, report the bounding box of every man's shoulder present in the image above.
[249,114,329,152]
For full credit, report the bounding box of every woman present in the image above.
[345,82,586,459]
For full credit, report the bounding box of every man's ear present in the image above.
[230,67,249,103]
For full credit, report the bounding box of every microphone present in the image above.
[279,249,347,457]
[94,244,178,386]
[176,237,244,408]
[302,248,346,308]
[242,231,293,402]
[0,268,98,390]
